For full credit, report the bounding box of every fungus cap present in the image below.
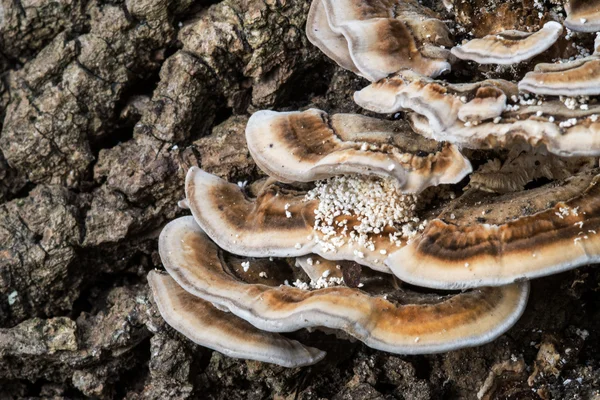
[185,166,316,258]
[246,108,471,192]
[354,71,517,131]
[306,0,451,81]
[387,171,600,289]
[356,72,600,156]
[185,167,410,273]
[451,21,563,65]
[408,103,600,157]
[565,0,600,32]
[158,216,530,354]
[457,87,507,123]
[148,271,326,367]
[519,56,600,96]
[305,0,360,75]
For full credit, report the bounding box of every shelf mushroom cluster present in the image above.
[306,0,453,80]
[149,0,600,367]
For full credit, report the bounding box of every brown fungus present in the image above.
[306,0,452,81]
[185,167,424,273]
[355,71,600,156]
[457,86,509,123]
[565,0,600,32]
[158,216,529,355]
[354,71,517,131]
[185,167,318,257]
[246,108,471,192]
[519,55,600,96]
[387,170,600,289]
[148,271,326,367]
[451,21,563,65]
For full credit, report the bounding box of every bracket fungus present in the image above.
[565,0,600,32]
[156,216,529,355]
[387,170,600,289]
[148,271,326,367]
[519,55,600,96]
[147,2,600,367]
[355,71,600,156]
[246,108,471,191]
[185,166,433,273]
[451,21,563,65]
[306,0,452,81]
[354,71,518,129]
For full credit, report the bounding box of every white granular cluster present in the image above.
[291,268,345,291]
[291,276,345,290]
[555,205,580,219]
[560,96,590,111]
[304,175,426,255]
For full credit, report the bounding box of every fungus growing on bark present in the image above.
[451,21,563,65]
[246,108,471,192]
[148,271,326,367]
[306,0,452,81]
[519,33,600,96]
[305,0,361,76]
[387,170,600,289]
[354,71,517,130]
[564,0,600,32]
[185,167,429,273]
[185,167,318,257]
[519,56,600,96]
[148,0,600,369]
[355,71,600,156]
[157,216,530,355]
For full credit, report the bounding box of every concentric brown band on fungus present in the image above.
[185,167,318,257]
[246,108,472,192]
[451,21,563,65]
[158,216,530,355]
[354,71,518,131]
[185,167,425,273]
[387,170,600,289]
[519,56,600,96]
[565,0,600,32]
[148,271,326,367]
[306,0,452,81]
[355,72,600,156]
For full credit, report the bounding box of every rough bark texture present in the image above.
[0,0,599,399]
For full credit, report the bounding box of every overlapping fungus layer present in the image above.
[147,0,600,368]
